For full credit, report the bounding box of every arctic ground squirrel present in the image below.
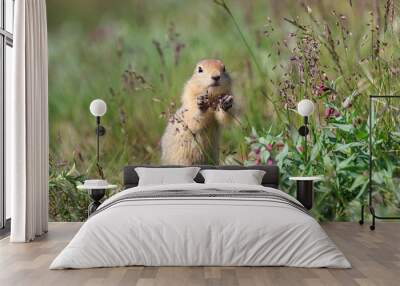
[161,59,238,165]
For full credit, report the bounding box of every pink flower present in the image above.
[317,84,325,95]
[296,145,303,153]
[334,110,341,117]
[325,107,335,118]
[314,83,329,97]
[266,144,273,151]
[255,148,261,155]
[267,159,273,165]
[255,158,261,165]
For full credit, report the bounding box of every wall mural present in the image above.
[47,0,400,222]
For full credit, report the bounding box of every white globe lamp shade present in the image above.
[297,99,314,117]
[90,99,107,117]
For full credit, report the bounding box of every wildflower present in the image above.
[342,97,352,108]
[267,159,273,166]
[152,40,165,66]
[167,22,186,66]
[276,142,285,151]
[255,151,261,165]
[313,83,325,96]
[119,108,126,125]
[325,107,335,118]
[318,83,325,94]
[296,145,303,153]
[266,144,273,151]
[327,93,337,102]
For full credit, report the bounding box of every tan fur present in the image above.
[161,59,238,165]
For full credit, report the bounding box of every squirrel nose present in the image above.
[212,75,221,81]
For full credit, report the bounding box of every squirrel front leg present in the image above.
[215,94,236,126]
[181,93,213,134]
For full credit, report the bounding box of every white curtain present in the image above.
[7,0,49,242]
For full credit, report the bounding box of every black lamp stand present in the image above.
[87,116,106,216]
[298,116,309,163]
[359,95,400,230]
[296,180,313,210]
[95,116,106,178]
[291,116,313,209]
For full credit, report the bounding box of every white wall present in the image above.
[5,44,13,219]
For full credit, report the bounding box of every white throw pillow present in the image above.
[135,167,201,186]
[200,169,266,185]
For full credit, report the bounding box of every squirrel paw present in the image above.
[197,93,209,112]
[219,94,233,111]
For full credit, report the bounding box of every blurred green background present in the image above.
[46,0,400,221]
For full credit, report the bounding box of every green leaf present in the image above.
[259,137,268,145]
[372,172,384,184]
[310,141,321,161]
[336,154,357,171]
[390,131,400,138]
[354,128,368,141]
[330,123,353,132]
[334,142,365,153]
[349,175,368,192]
[275,144,288,163]
[261,150,270,163]
[323,155,334,172]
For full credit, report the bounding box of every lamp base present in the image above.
[298,125,309,136]
[96,125,106,136]
[296,180,313,210]
[87,188,106,216]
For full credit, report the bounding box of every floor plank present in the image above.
[0,222,399,286]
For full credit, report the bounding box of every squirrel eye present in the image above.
[198,66,203,73]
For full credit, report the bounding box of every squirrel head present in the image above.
[187,59,231,98]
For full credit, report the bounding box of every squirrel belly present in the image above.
[160,59,237,165]
[160,107,220,165]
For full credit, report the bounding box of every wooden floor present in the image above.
[0,222,399,286]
